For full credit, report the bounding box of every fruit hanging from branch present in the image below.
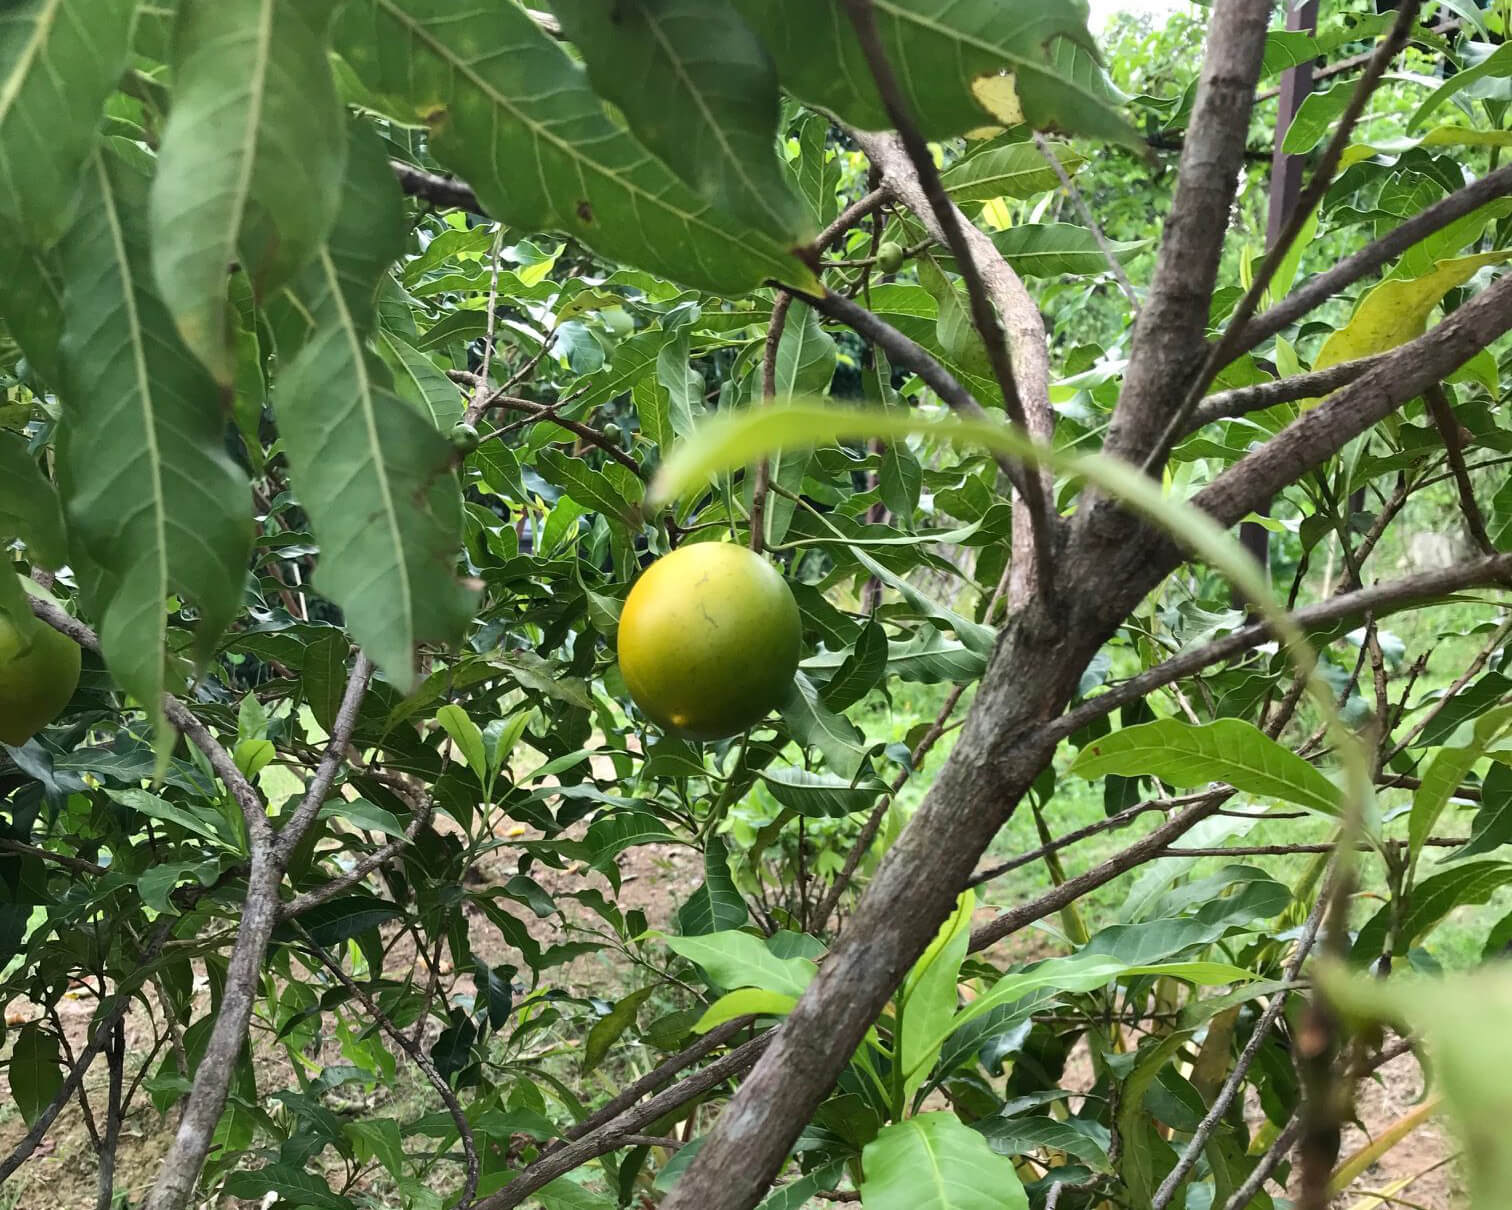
[616,543,801,741]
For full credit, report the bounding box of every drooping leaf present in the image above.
[550,0,808,244]
[273,121,477,690]
[377,330,464,431]
[583,985,655,1073]
[334,0,816,296]
[221,1164,357,1210]
[7,1024,63,1128]
[730,0,1136,147]
[759,767,884,818]
[150,0,347,383]
[0,230,64,385]
[677,835,750,936]
[899,891,974,1103]
[57,150,253,733]
[1409,705,1512,867]
[941,139,1085,204]
[0,0,136,245]
[1069,718,1340,817]
[986,222,1148,278]
[860,1112,1028,1210]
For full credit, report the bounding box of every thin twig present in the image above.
[1034,132,1137,310]
[1186,355,1386,432]
[463,230,507,427]
[297,926,480,1210]
[751,292,795,555]
[1424,383,1495,554]
[278,790,436,920]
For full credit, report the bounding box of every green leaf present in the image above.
[975,1114,1112,1173]
[583,985,655,1073]
[292,893,404,948]
[1409,705,1512,867]
[221,1165,357,1210]
[987,222,1148,278]
[0,433,66,565]
[150,0,347,383]
[300,631,350,734]
[436,703,487,782]
[0,0,136,245]
[821,620,889,713]
[7,1024,62,1128]
[537,449,642,521]
[1354,859,1512,960]
[377,330,464,431]
[693,988,797,1032]
[1323,964,1512,1208]
[109,788,240,850]
[274,122,477,691]
[1410,40,1512,130]
[317,797,406,839]
[1069,718,1340,817]
[0,230,64,384]
[58,151,253,737]
[730,0,1136,147]
[778,672,872,780]
[664,929,817,996]
[759,766,884,818]
[860,1112,1028,1210]
[550,0,807,244]
[334,0,817,297]
[941,139,1085,204]
[677,835,749,936]
[900,892,974,1102]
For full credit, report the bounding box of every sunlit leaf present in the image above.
[860,1112,1028,1210]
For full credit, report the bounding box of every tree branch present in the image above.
[1099,0,1274,471]
[391,160,485,215]
[1153,0,1423,463]
[278,789,435,921]
[1185,355,1385,432]
[1424,383,1495,554]
[840,0,1056,602]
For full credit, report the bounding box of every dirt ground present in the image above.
[0,840,1466,1208]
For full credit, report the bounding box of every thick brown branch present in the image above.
[1185,355,1385,432]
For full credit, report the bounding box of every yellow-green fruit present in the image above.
[877,241,905,274]
[0,592,81,747]
[617,543,801,741]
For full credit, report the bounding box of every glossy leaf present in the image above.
[941,139,1085,204]
[1070,718,1340,816]
[664,929,817,997]
[150,0,347,383]
[677,835,749,936]
[899,891,974,1102]
[0,433,66,565]
[273,122,477,690]
[729,0,1136,147]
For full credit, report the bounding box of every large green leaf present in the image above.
[0,433,66,566]
[677,835,750,936]
[987,222,1147,278]
[334,0,816,297]
[729,0,1136,147]
[664,929,817,996]
[0,230,63,384]
[7,1024,63,1128]
[550,0,808,245]
[941,139,1085,204]
[0,0,136,246]
[760,298,834,545]
[149,0,347,383]
[1068,718,1340,817]
[1409,705,1512,867]
[57,150,253,731]
[860,1112,1028,1210]
[899,891,974,1104]
[273,123,477,691]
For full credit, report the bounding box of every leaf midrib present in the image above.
[374,0,788,255]
[0,0,64,125]
[317,247,415,654]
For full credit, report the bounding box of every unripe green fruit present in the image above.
[449,422,480,454]
[0,580,81,747]
[602,422,623,441]
[877,242,905,274]
[617,544,801,741]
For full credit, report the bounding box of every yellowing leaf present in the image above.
[1315,250,1512,372]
